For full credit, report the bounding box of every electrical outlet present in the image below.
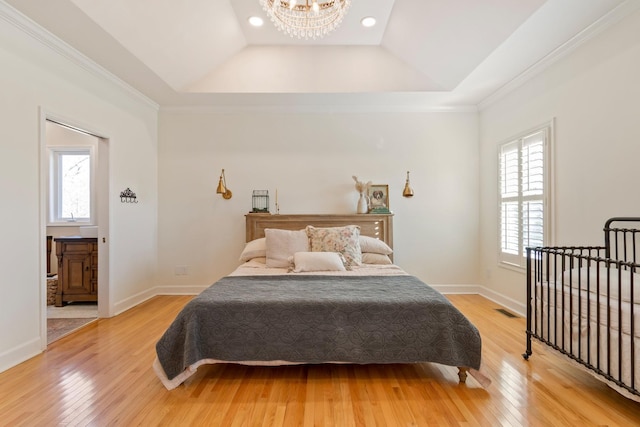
[175,265,189,276]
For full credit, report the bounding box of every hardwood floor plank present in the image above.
[2,294,640,426]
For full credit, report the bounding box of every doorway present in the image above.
[40,111,110,347]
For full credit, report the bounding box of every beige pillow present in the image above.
[362,252,393,265]
[306,225,362,267]
[265,229,309,268]
[359,235,393,255]
[290,252,347,272]
[239,238,266,262]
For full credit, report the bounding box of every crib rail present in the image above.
[524,217,640,399]
[604,217,640,263]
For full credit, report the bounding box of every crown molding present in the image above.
[478,0,640,111]
[161,105,478,114]
[0,1,159,110]
[161,96,478,114]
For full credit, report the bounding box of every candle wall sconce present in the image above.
[120,187,138,203]
[402,171,414,198]
[216,169,232,199]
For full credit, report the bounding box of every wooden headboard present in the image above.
[245,213,394,249]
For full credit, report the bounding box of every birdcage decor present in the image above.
[251,190,270,213]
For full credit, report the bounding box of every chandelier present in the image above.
[260,0,351,40]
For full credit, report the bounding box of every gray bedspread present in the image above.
[156,275,481,382]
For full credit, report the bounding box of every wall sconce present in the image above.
[216,169,232,199]
[402,171,414,198]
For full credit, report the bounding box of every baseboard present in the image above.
[431,284,481,294]
[432,284,526,318]
[113,288,158,316]
[153,285,208,295]
[477,286,526,317]
[111,285,210,316]
[0,337,41,375]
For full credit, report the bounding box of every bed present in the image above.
[524,217,640,401]
[154,213,482,390]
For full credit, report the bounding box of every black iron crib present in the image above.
[524,217,640,400]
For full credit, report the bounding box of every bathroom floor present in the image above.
[47,302,98,345]
[47,301,98,319]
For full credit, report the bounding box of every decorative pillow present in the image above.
[265,228,309,268]
[238,237,266,262]
[359,235,393,255]
[306,225,362,267]
[362,252,393,265]
[290,252,347,273]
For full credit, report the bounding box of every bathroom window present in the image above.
[49,147,95,225]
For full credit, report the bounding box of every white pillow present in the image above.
[239,238,266,262]
[290,252,347,273]
[359,235,393,255]
[265,229,309,268]
[362,252,393,265]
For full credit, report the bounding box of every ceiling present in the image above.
[4,0,635,109]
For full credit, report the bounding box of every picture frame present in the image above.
[368,184,390,213]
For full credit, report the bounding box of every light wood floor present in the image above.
[1,295,640,426]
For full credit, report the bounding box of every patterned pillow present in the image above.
[305,225,362,267]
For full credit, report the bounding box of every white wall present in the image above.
[0,6,158,372]
[157,109,480,292]
[479,9,640,311]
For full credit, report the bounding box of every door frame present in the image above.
[39,108,111,349]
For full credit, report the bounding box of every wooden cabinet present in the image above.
[55,237,98,307]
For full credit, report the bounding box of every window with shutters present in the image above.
[498,123,552,268]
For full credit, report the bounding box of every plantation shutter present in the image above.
[522,132,545,251]
[500,142,519,257]
[499,127,548,267]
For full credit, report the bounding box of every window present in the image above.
[499,122,552,268]
[49,147,95,225]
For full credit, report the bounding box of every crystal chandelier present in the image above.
[260,0,351,40]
